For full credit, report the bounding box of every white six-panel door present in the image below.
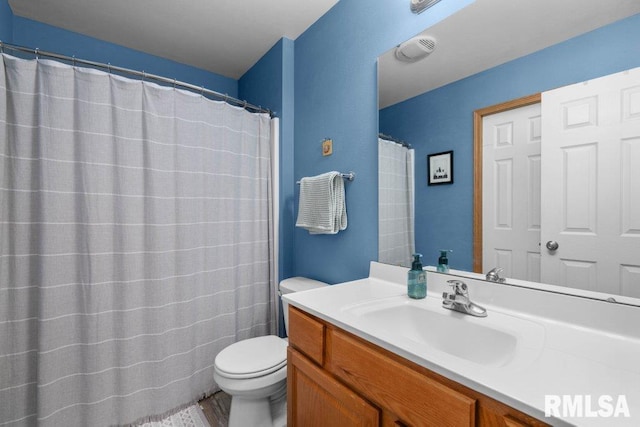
[483,103,542,282]
[541,67,640,297]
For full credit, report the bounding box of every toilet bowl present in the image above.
[213,277,329,427]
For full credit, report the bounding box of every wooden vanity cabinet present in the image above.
[287,306,548,427]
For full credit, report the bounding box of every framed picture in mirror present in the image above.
[427,150,453,185]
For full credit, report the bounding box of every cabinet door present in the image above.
[288,348,379,427]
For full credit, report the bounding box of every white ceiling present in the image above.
[9,0,339,80]
[379,0,640,108]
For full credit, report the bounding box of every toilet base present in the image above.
[227,384,287,427]
[270,386,287,427]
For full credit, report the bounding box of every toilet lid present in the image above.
[215,335,287,379]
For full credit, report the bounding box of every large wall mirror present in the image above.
[377,0,640,303]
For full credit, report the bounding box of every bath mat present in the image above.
[140,405,210,427]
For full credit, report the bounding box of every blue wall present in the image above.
[0,0,11,41]
[293,0,474,284]
[238,38,294,336]
[239,38,295,282]
[380,13,640,272]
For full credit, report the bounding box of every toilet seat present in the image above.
[215,335,287,379]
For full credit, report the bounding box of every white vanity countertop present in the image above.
[283,262,640,427]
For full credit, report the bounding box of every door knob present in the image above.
[546,240,559,251]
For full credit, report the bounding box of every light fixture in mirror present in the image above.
[378,0,640,304]
[395,36,437,63]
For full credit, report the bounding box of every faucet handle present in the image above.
[446,279,468,295]
[486,267,505,282]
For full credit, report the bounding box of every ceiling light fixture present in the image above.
[410,0,443,14]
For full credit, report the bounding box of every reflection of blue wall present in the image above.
[380,13,640,272]
[293,0,473,284]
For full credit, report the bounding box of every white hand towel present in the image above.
[295,171,347,234]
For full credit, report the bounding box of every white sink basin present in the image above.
[342,296,544,369]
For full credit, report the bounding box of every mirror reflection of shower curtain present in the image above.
[378,138,415,267]
[0,53,275,426]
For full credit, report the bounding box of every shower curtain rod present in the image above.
[0,41,274,117]
[379,133,411,148]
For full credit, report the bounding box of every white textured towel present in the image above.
[296,171,347,234]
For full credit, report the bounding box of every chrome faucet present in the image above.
[442,280,487,317]
[485,267,506,283]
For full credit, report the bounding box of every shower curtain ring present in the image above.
[35,48,39,60]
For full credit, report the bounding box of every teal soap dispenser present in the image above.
[437,250,452,273]
[408,253,427,299]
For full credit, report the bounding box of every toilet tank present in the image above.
[279,277,329,335]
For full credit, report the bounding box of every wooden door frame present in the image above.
[472,93,541,273]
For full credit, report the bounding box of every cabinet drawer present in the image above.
[478,396,550,426]
[503,415,531,427]
[288,306,325,366]
[479,409,549,427]
[327,328,476,427]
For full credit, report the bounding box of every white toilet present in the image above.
[213,277,329,427]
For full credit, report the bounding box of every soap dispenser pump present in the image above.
[408,253,427,299]
[437,250,452,273]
